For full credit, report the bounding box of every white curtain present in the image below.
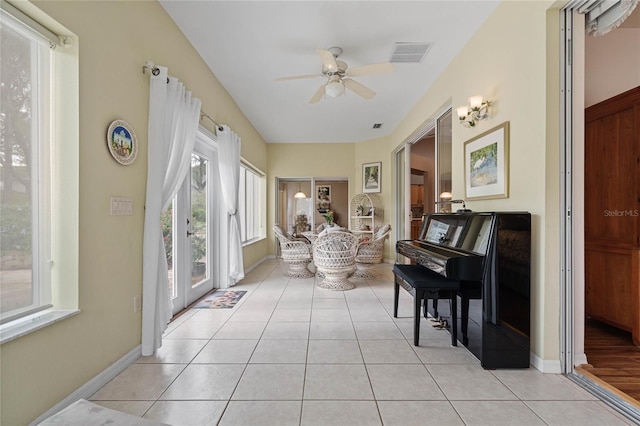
[573,0,639,35]
[142,66,201,356]
[217,126,245,286]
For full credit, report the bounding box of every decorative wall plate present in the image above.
[107,120,137,165]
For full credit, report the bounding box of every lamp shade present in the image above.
[325,80,345,98]
[469,96,483,109]
[294,191,306,199]
[456,106,469,119]
[439,191,452,200]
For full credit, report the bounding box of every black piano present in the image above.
[396,212,531,369]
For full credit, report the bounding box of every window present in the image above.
[239,164,264,244]
[0,3,78,342]
[0,7,54,323]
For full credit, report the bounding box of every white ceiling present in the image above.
[160,1,499,143]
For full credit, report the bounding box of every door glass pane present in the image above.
[396,147,406,239]
[161,203,175,299]
[191,154,208,286]
[437,110,453,212]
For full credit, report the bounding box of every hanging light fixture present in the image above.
[294,182,306,199]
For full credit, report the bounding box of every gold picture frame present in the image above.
[463,122,509,200]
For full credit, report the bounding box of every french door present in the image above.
[163,132,218,315]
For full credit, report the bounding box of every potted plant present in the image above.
[322,210,334,225]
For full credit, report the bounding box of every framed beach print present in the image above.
[362,162,381,193]
[316,185,331,212]
[107,120,138,165]
[464,122,509,200]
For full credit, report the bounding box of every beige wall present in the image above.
[1,1,268,424]
[3,1,576,423]
[353,137,395,258]
[266,143,356,254]
[356,0,561,366]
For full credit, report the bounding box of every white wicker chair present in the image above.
[313,231,358,290]
[274,225,314,278]
[354,224,391,278]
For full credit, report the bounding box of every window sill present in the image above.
[0,309,80,345]
[242,236,266,248]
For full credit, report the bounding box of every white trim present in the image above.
[574,351,588,367]
[29,345,142,426]
[0,1,60,48]
[0,309,78,344]
[403,101,451,145]
[243,255,274,275]
[559,6,575,376]
[530,352,562,374]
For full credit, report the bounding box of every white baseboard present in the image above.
[530,352,562,373]
[244,255,274,274]
[574,351,588,367]
[30,345,142,426]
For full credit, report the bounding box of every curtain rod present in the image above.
[200,112,224,132]
[143,60,223,131]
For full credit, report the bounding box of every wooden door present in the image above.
[585,86,640,345]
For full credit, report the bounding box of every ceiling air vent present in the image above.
[372,123,383,129]
[389,42,432,63]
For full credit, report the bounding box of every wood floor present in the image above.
[580,318,640,405]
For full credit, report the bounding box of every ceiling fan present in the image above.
[275,47,394,104]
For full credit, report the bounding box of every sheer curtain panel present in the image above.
[142,66,201,356]
[217,126,245,287]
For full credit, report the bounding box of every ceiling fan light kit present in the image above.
[275,46,394,104]
[325,75,345,98]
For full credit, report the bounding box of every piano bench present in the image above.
[392,264,460,347]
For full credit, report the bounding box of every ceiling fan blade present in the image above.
[317,48,338,71]
[343,78,375,100]
[274,74,322,81]
[308,83,326,104]
[346,62,394,77]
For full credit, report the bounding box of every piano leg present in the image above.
[422,298,428,319]
[450,293,457,347]
[433,298,439,319]
[414,289,424,346]
[460,293,469,346]
[393,278,400,318]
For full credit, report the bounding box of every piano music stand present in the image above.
[393,264,460,347]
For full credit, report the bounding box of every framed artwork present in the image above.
[464,121,509,200]
[316,185,331,212]
[107,119,137,165]
[362,162,381,193]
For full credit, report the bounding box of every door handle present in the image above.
[186,230,194,237]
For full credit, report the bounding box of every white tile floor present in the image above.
[90,260,633,425]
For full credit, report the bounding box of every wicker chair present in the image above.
[313,231,358,290]
[354,224,391,278]
[273,225,314,278]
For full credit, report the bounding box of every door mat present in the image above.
[193,290,247,309]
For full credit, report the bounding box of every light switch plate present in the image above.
[110,196,133,216]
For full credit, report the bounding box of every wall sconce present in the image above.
[457,95,491,127]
